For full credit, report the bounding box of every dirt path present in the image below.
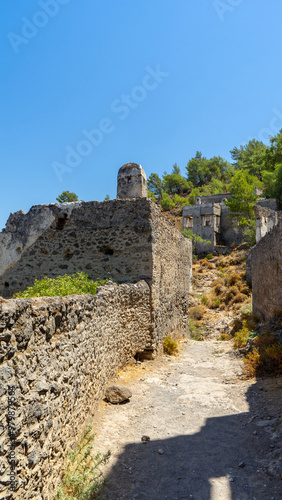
[93,338,282,500]
[92,257,282,500]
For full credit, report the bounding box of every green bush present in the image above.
[173,194,190,206]
[160,193,175,211]
[189,319,203,341]
[148,190,156,201]
[55,425,110,500]
[163,336,178,355]
[13,272,109,298]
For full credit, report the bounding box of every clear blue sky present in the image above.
[1,0,282,229]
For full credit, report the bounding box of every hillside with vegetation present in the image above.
[148,130,282,244]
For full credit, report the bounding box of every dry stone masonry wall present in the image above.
[0,188,192,499]
[250,218,282,321]
[0,199,155,298]
[0,282,152,499]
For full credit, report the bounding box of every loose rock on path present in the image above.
[93,338,282,500]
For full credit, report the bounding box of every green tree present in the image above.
[186,151,206,186]
[226,170,261,223]
[147,173,164,198]
[163,164,192,194]
[183,229,211,253]
[261,130,282,207]
[263,129,282,172]
[148,190,156,201]
[230,139,267,179]
[160,192,175,211]
[186,152,232,187]
[56,191,79,203]
[263,164,282,207]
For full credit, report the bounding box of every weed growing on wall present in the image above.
[13,272,109,298]
[55,425,110,500]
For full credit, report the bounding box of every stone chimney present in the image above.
[117,163,148,199]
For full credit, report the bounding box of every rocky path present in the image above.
[93,339,282,500]
[92,259,282,500]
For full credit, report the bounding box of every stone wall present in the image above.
[0,198,192,355]
[219,204,243,247]
[250,219,282,321]
[0,197,192,498]
[0,199,191,304]
[0,282,152,499]
[254,205,278,243]
[149,203,191,352]
[0,200,154,298]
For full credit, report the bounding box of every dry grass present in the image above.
[190,305,206,320]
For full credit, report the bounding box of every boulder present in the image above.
[105,385,132,404]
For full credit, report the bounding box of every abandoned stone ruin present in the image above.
[0,163,192,499]
[182,191,281,256]
[182,193,244,254]
[249,202,282,322]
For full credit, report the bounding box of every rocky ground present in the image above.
[91,258,282,500]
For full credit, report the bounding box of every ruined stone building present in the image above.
[249,215,282,321]
[254,198,280,243]
[247,198,282,321]
[0,163,192,355]
[0,163,192,499]
[182,193,243,253]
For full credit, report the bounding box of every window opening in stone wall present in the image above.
[202,215,211,227]
[185,217,193,228]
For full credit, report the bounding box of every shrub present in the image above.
[230,293,245,306]
[206,262,214,270]
[227,273,242,286]
[233,326,250,349]
[190,305,206,320]
[173,194,190,206]
[55,425,110,500]
[240,285,250,295]
[217,333,232,341]
[201,294,208,306]
[212,284,224,296]
[205,254,213,260]
[189,319,203,341]
[13,272,109,298]
[148,190,156,201]
[243,335,282,377]
[160,193,175,211]
[243,348,261,377]
[163,336,178,355]
[211,299,221,309]
[211,278,225,287]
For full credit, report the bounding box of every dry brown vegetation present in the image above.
[193,250,282,378]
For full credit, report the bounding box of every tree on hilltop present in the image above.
[56,191,79,203]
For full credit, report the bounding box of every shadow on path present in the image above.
[100,381,282,500]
